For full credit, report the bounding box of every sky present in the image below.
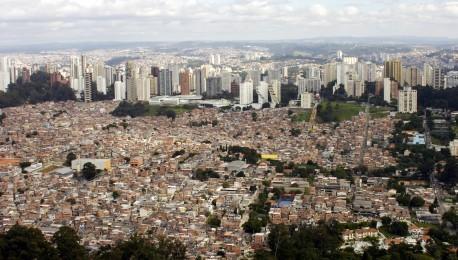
[1,0,458,45]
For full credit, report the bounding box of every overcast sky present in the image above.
[1,0,458,45]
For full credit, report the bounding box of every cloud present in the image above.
[0,0,457,44]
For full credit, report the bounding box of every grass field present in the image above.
[291,110,311,123]
[318,101,390,123]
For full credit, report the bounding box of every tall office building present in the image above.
[206,77,222,98]
[125,61,138,101]
[193,69,205,95]
[403,67,421,87]
[256,81,269,104]
[215,54,221,65]
[323,63,337,86]
[231,81,240,98]
[96,76,107,94]
[221,71,232,92]
[423,64,433,86]
[398,87,417,113]
[384,60,402,83]
[159,69,173,96]
[84,72,93,102]
[445,71,458,88]
[0,57,11,92]
[179,70,192,95]
[240,80,253,105]
[114,81,126,101]
[270,80,281,104]
[301,92,313,109]
[297,77,321,97]
[433,67,444,89]
[384,78,391,103]
[248,70,261,87]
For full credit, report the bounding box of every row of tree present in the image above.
[0,224,186,260]
[0,71,76,108]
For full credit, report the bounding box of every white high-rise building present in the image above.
[240,80,253,105]
[445,71,458,88]
[337,50,343,60]
[398,87,417,113]
[96,76,107,94]
[301,92,313,109]
[384,78,391,103]
[221,71,232,92]
[257,81,269,104]
[215,54,221,65]
[423,63,433,86]
[209,55,215,65]
[297,77,321,97]
[0,57,11,92]
[114,81,126,101]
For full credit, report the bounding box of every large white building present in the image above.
[445,71,458,88]
[297,77,321,97]
[114,81,126,101]
[0,57,11,92]
[256,81,269,105]
[384,78,391,103]
[300,92,313,109]
[398,87,417,113]
[450,140,458,157]
[240,80,253,105]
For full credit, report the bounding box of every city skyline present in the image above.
[1,0,458,45]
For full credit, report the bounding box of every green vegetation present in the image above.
[317,101,389,123]
[243,187,270,234]
[206,214,221,228]
[0,225,186,260]
[64,152,77,167]
[219,145,260,165]
[193,169,220,181]
[82,162,97,181]
[111,101,197,119]
[291,110,311,123]
[0,71,76,108]
[438,157,458,186]
[418,86,458,110]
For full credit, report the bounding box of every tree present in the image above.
[64,152,77,167]
[381,216,392,226]
[236,171,246,177]
[82,162,97,180]
[440,157,458,186]
[388,221,409,237]
[0,224,58,259]
[112,191,120,200]
[206,214,221,228]
[410,196,425,208]
[52,226,87,260]
[251,112,258,121]
[261,102,270,109]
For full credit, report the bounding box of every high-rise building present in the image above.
[114,81,126,101]
[84,72,93,102]
[269,80,281,105]
[384,60,402,83]
[301,92,313,109]
[323,63,337,86]
[215,54,221,65]
[445,71,458,88]
[193,69,205,95]
[206,77,222,98]
[159,69,173,96]
[179,70,192,95]
[403,67,420,87]
[297,77,321,97]
[240,80,253,105]
[384,78,391,103]
[398,87,417,113]
[231,81,240,98]
[126,61,138,101]
[221,71,232,92]
[0,57,11,92]
[423,64,433,86]
[256,81,269,104]
[433,67,444,89]
[248,70,261,87]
